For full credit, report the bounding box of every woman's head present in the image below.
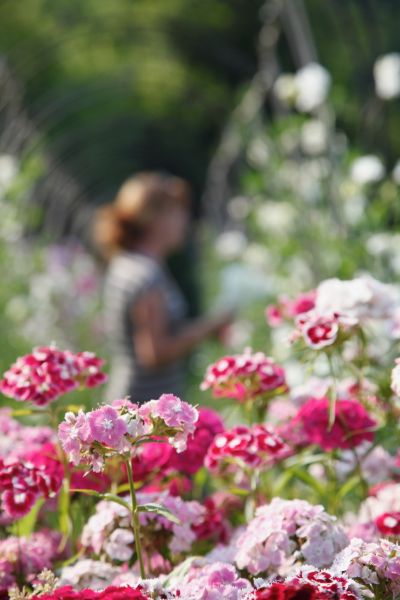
[93,172,191,259]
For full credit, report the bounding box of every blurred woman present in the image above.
[93,172,231,403]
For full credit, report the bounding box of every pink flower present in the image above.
[169,408,224,475]
[88,406,127,449]
[205,424,289,473]
[292,311,358,350]
[58,411,93,465]
[149,393,198,430]
[375,512,400,536]
[298,312,339,349]
[58,395,199,472]
[265,305,283,327]
[235,499,348,575]
[201,349,287,403]
[0,458,62,519]
[0,346,107,407]
[0,530,61,594]
[266,292,316,328]
[290,397,376,451]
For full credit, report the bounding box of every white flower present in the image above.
[255,201,296,233]
[247,138,270,168]
[391,359,400,396]
[350,155,385,185]
[227,196,250,221]
[342,195,366,226]
[315,276,399,320]
[300,120,328,155]
[59,559,120,590]
[294,63,331,112]
[0,154,19,192]
[273,73,297,104]
[215,231,247,260]
[392,159,400,184]
[374,53,400,100]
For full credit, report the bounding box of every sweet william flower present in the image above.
[59,395,198,472]
[88,406,127,449]
[205,424,289,473]
[201,349,287,403]
[0,346,107,407]
[32,585,150,599]
[0,458,62,518]
[375,512,400,536]
[289,397,376,451]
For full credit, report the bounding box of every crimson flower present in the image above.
[375,512,400,536]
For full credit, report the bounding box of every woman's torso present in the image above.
[103,251,187,403]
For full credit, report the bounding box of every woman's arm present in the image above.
[131,288,232,368]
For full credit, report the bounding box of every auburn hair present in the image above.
[93,172,191,259]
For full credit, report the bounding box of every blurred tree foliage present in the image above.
[0,0,264,203]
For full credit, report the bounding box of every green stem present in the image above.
[125,458,146,580]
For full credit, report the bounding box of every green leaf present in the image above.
[71,489,131,512]
[292,468,325,496]
[271,470,294,496]
[137,503,181,524]
[228,486,250,497]
[58,478,72,540]
[11,498,44,536]
[337,475,361,500]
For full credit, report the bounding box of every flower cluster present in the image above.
[32,585,150,599]
[0,346,107,407]
[291,311,358,350]
[0,457,62,518]
[266,291,316,327]
[81,490,205,563]
[0,408,55,459]
[234,498,348,575]
[0,530,60,594]
[59,394,198,472]
[348,483,400,541]
[201,349,287,403]
[332,537,400,597]
[205,424,290,473]
[170,561,253,600]
[287,398,376,451]
[251,571,359,600]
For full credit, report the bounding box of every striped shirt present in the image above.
[103,251,187,403]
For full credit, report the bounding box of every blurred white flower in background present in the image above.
[350,155,385,185]
[374,53,400,100]
[342,194,366,226]
[366,232,400,257]
[316,275,399,320]
[294,63,331,112]
[0,154,19,194]
[227,196,250,221]
[242,243,272,268]
[392,159,400,184]
[246,137,270,168]
[214,230,247,261]
[255,201,296,233]
[273,73,297,104]
[300,119,329,155]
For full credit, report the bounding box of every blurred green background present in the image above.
[1,0,400,408]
